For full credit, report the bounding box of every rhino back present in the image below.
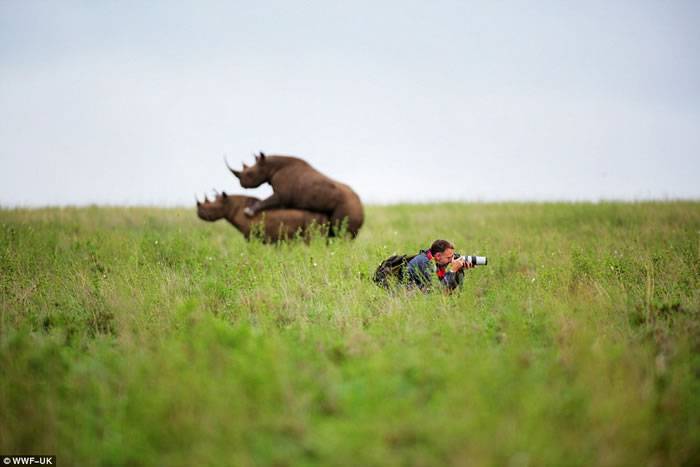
[272,165,346,211]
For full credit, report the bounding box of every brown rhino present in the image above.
[196,191,329,243]
[227,153,364,238]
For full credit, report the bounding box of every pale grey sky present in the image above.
[1,1,699,206]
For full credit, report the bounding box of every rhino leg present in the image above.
[330,203,364,238]
[244,193,282,217]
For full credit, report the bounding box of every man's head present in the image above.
[430,239,455,266]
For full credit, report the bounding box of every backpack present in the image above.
[372,254,417,288]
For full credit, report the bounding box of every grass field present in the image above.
[1,202,699,466]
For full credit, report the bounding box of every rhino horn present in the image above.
[225,156,242,178]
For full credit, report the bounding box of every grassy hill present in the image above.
[1,202,698,466]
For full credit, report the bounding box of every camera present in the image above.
[454,254,488,266]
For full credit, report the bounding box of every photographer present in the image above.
[407,239,473,292]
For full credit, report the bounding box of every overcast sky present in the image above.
[1,1,699,206]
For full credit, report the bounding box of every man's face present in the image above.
[434,248,454,267]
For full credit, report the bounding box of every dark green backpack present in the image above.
[372,254,417,288]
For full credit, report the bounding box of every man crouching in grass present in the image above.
[407,239,473,292]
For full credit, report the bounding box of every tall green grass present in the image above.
[1,202,698,466]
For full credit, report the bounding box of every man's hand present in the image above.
[451,257,474,272]
[451,257,466,271]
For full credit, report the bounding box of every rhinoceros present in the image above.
[196,191,329,243]
[228,153,364,238]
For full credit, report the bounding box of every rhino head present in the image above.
[196,191,235,221]
[226,152,271,188]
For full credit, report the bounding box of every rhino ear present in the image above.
[259,152,266,163]
[222,191,228,198]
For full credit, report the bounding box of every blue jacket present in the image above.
[406,249,463,291]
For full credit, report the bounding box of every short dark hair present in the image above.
[430,239,454,255]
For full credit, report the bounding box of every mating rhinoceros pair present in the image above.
[197,153,364,242]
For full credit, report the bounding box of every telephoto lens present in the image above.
[454,254,488,266]
[465,255,487,266]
